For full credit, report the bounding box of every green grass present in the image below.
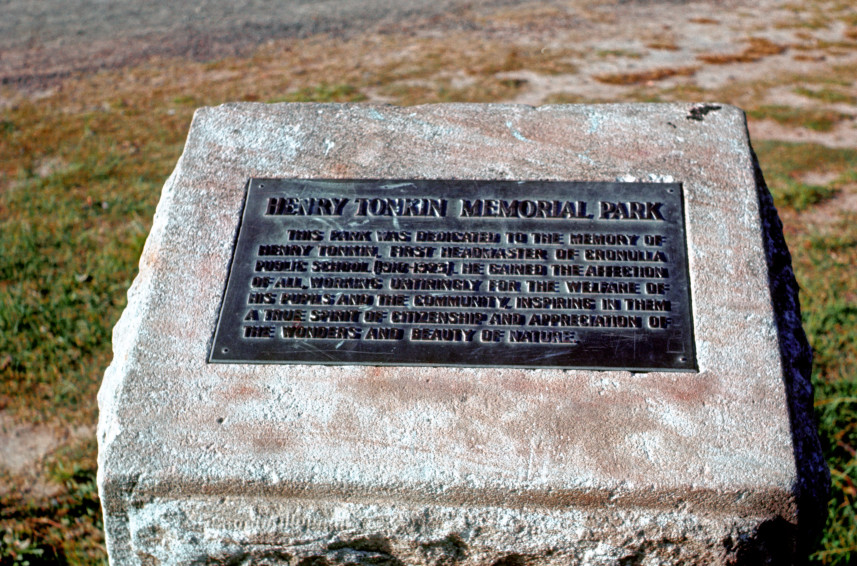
[747,104,851,132]
[0,92,184,563]
[801,231,857,565]
[269,83,368,103]
[753,141,857,565]
[0,102,183,424]
[752,140,857,210]
[794,86,856,104]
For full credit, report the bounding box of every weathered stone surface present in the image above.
[98,103,828,565]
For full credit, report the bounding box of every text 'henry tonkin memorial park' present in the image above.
[98,103,829,565]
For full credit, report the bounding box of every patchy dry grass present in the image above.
[380,76,528,105]
[688,17,720,25]
[1,437,104,564]
[747,104,852,132]
[542,92,591,105]
[595,48,644,59]
[268,83,368,103]
[645,39,680,51]
[593,66,697,85]
[697,37,787,64]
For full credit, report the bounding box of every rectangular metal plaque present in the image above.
[210,179,696,370]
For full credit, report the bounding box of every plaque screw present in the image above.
[222,348,229,353]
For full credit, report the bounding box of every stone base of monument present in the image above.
[98,103,828,565]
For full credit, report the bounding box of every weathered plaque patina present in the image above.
[210,179,695,370]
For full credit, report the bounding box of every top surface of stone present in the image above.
[99,103,796,518]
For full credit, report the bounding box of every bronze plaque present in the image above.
[210,179,696,371]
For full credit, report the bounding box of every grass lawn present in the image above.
[1,11,856,564]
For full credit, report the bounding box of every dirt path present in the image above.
[0,0,517,87]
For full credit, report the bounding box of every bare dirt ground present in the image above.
[2,0,856,506]
[0,0,519,88]
[0,414,93,498]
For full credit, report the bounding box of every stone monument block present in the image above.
[98,103,828,565]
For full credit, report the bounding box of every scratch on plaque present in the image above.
[532,351,572,361]
[506,121,531,143]
[346,218,372,228]
[379,182,417,190]
[323,139,335,155]
[294,341,340,361]
[577,152,595,166]
[316,216,344,231]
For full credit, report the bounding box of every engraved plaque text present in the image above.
[210,179,696,370]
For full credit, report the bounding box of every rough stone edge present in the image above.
[124,494,797,566]
[96,148,189,561]
[749,140,830,560]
